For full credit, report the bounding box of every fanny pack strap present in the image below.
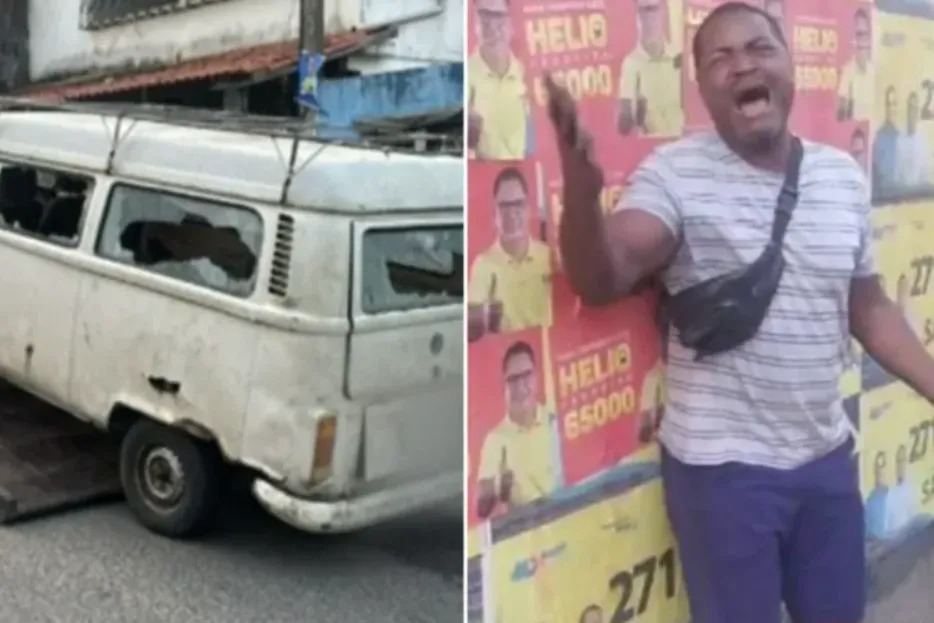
[769,137,805,246]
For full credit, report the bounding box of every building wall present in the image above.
[28,0,462,83]
[353,0,463,72]
[0,0,29,91]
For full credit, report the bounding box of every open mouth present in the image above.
[734,84,772,118]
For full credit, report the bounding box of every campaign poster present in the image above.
[860,205,907,391]
[485,478,690,623]
[548,285,665,486]
[860,382,934,553]
[519,0,685,256]
[832,1,874,169]
[501,0,675,485]
[518,0,684,175]
[862,203,934,392]
[904,205,934,352]
[871,7,934,203]
[467,159,551,341]
[467,0,533,161]
[785,0,843,142]
[897,205,934,351]
[467,329,561,529]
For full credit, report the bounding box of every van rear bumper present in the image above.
[251,470,460,533]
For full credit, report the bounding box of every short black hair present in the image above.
[493,166,529,199]
[692,2,787,71]
[503,340,535,372]
[855,7,869,23]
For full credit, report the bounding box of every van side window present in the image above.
[0,163,92,245]
[362,225,463,313]
[96,184,263,297]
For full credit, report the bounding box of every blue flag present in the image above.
[297,51,327,114]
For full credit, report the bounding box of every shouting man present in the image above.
[547,3,934,623]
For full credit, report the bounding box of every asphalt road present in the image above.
[0,493,462,623]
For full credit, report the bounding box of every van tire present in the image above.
[119,419,222,539]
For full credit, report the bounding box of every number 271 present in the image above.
[910,255,934,297]
[922,79,934,121]
[609,548,677,623]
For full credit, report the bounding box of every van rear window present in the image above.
[361,225,463,314]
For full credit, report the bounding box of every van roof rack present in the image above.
[0,96,463,155]
[0,95,463,212]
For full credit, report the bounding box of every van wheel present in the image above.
[119,419,222,539]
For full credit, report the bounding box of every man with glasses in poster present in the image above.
[468,167,552,340]
[475,341,560,518]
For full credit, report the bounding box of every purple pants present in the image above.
[661,438,866,623]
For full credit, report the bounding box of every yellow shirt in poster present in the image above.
[478,406,558,506]
[468,240,553,331]
[469,51,530,160]
[838,58,874,121]
[618,42,684,137]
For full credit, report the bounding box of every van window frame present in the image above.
[94,181,266,299]
[0,159,96,250]
[355,217,464,317]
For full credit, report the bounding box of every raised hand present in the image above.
[543,74,604,194]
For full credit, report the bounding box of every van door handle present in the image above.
[148,376,181,395]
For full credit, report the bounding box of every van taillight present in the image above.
[311,415,337,482]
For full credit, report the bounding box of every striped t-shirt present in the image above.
[619,131,875,469]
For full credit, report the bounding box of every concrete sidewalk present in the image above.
[867,545,934,623]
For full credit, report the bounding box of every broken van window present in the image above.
[0,163,91,245]
[361,225,463,314]
[97,185,263,297]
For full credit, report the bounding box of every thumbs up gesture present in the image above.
[486,275,504,333]
[498,446,517,504]
[634,74,648,132]
[468,89,483,150]
[468,305,486,343]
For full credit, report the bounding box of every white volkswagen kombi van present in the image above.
[0,101,463,537]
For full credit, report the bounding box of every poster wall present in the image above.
[467,0,934,620]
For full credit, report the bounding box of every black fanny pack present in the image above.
[667,137,804,361]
